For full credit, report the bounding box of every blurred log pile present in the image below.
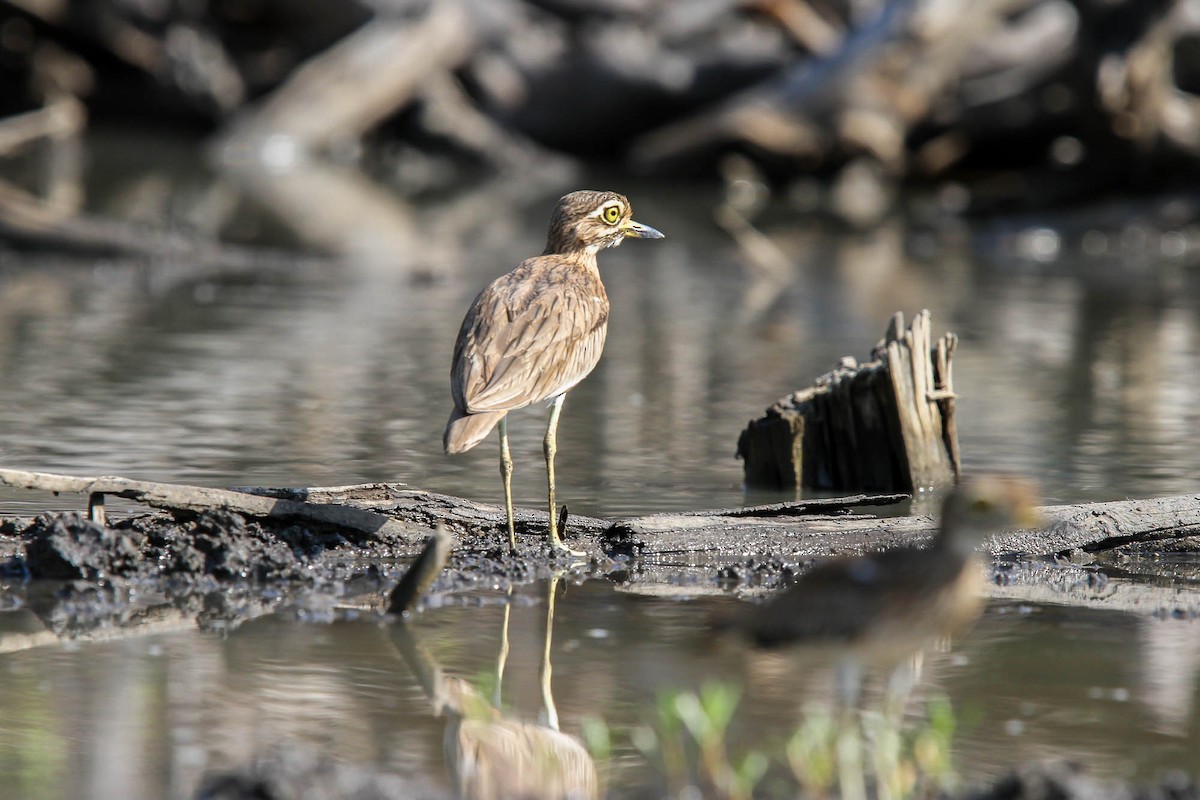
[1,0,1199,224]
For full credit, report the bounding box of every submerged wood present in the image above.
[737,309,960,493]
[0,606,201,656]
[387,527,454,617]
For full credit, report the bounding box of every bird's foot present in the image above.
[549,505,587,558]
[550,539,586,558]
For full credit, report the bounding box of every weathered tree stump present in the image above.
[737,310,960,493]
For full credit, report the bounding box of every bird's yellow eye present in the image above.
[602,204,621,224]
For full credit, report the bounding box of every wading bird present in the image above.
[444,191,664,554]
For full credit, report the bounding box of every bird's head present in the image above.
[937,473,1042,554]
[544,190,664,256]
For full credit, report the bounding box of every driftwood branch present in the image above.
[2,468,1199,566]
[631,0,1072,175]
[215,1,474,159]
[0,94,85,153]
[0,468,424,543]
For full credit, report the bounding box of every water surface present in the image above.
[2,580,1198,799]
[2,132,1199,797]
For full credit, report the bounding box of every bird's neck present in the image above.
[542,247,600,273]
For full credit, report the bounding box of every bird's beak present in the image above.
[623,219,665,239]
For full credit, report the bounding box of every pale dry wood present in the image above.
[216,1,474,157]
[322,483,1200,564]
[4,469,1200,564]
[631,0,1060,174]
[885,310,958,488]
[0,468,425,542]
[0,95,85,154]
[1097,0,1200,155]
[737,309,959,492]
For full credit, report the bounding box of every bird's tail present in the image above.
[444,407,506,454]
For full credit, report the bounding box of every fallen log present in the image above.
[214,1,474,160]
[3,468,1199,567]
[2,469,1200,640]
[0,468,425,543]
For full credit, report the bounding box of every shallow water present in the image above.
[1,136,1199,516]
[2,132,1200,797]
[2,580,1199,799]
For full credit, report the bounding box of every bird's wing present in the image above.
[452,259,609,413]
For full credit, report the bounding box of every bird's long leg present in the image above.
[544,395,583,555]
[499,416,516,552]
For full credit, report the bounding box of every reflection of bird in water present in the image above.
[390,574,597,800]
[444,191,664,555]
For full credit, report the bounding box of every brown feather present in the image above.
[444,190,660,460]
[444,407,508,454]
[451,255,608,417]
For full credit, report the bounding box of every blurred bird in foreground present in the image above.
[742,474,1040,648]
[444,190,663,555]
[733,474,1042,702]
[725,475,1040,800]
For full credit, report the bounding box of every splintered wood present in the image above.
[737,310,960,492]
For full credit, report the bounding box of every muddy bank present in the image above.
[0,510,394,638]
[3,487,1200,799]
[0,467,1199,638]
[0,504,594,639]
[1,493,1200,641]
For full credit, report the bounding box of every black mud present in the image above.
[1,510,384,635]
[195,750,1197,800]
[0,510,601,636]
[1,505,1197,637]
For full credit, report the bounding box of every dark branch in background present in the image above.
[1,0,1199,238]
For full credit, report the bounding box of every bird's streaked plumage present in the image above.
[444,190,663,552]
